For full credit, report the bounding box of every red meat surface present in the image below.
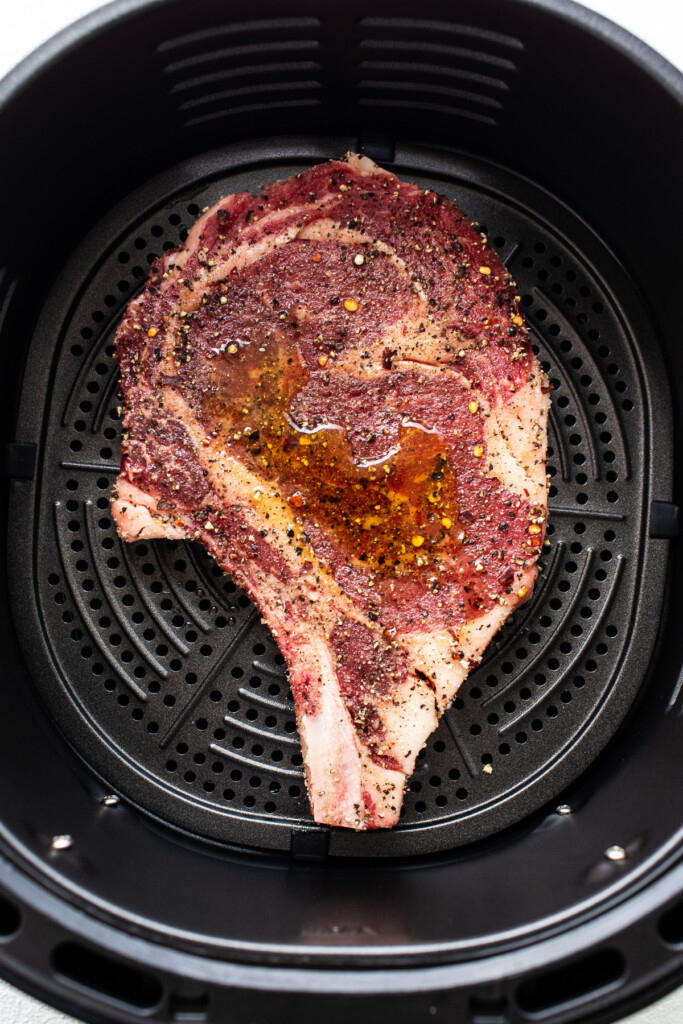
[112,155,549,829]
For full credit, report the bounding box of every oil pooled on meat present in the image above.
[199,322,460,576]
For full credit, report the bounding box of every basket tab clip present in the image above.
[359,132,396,164]
[290,828,330,862]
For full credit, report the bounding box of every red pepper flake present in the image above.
[311,252,323,264]
[382,347,396,370]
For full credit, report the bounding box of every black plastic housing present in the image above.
[0,1,683,1022]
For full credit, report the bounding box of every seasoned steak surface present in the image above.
[112,155,549,829]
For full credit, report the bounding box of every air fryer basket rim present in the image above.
[11,137,670,858]
[1,0,683,1022]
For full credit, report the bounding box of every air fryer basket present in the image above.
[0,1,682,1022]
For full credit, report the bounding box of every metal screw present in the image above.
[605,845,627,862]
[51,835,74,851]
[556,804,572,816]
[101,795,120,807]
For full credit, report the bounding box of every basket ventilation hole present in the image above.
[516,948,625,1014]
[52,942,163,1010]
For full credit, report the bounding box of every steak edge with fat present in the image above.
[111,155,549,830]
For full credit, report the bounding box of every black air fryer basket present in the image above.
[1,1,682,1021]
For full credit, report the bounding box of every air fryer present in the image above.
[0,0,682,1022]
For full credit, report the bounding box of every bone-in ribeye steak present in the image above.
[112,154,549,830]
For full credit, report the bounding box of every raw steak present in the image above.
[112,155,549,830]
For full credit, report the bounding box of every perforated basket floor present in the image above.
[8,139,669,856]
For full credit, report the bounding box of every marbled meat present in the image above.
[112,154,549,830]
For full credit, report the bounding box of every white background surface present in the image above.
[1,0,682,1021]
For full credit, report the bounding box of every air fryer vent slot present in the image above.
[163,40,322,78]
[172,64,323,106]
[0,894,21,939]
[658,899,683,947]
[157,18,323,55]
[516,948,626,1014]
[358,59,511,94]
[358,73,506,111]
[12,145,667,857]
[355,20,521,126]
[52,942,163,1010]
[358,38,517,73]
[158,20,324,129]
[356,17,524,53]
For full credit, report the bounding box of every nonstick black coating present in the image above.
[0,1,683,1022]
[9,140,670,857]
